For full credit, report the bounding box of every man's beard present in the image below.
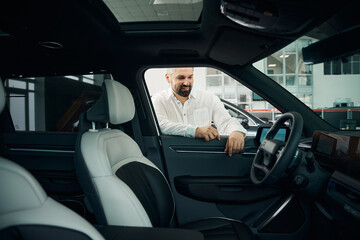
[175,85,192,97]
[174,85,192,97]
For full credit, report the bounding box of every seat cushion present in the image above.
[181,218,254,240]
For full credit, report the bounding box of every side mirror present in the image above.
[241,118,250,129]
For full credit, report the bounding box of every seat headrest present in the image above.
[87,80,135,125]
[0,157,47,215]
[0,79,6,114]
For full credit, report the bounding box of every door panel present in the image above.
[161,135,256,177]
[174,176,281,203]
[160,135,285,226]
[0,132,80,195]
[0,132,93,220]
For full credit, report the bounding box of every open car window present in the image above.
[254,37,360,131]
[144,67,277,137]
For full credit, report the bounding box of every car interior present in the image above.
[0,0,359,240]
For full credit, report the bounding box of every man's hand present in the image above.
[195,126,221,142]
[224,131,245,156]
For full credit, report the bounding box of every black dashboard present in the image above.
[312,131,360,181]
[310,131,360,238]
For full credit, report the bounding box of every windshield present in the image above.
[254,37,360,131]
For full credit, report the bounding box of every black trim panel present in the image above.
[98,225,204,240]
[116,162,174,227]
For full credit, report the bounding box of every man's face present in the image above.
[166,68,194,98]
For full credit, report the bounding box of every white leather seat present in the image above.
[0,81,104,240]
[76,79,175,227]
[76,80,254,240]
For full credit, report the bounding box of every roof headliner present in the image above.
[0,0,357,77]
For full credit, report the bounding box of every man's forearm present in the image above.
[216,117,247,136]
[158,119,197,137]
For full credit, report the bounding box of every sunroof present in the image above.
[103,0,203,23]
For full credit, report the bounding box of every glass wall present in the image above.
[254,37,360,130]
[324,54,360,75]
[4,74,109,132]
[262,38,314,107]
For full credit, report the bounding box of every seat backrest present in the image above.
[0,81,104,240]
[75,80,175,228]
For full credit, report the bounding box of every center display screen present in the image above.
[256,126,289,144]
[259,128,287,143]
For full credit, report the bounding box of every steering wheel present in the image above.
[250,112,303,185]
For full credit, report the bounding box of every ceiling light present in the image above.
[279,54,289,58]
[268,64,276,67]
[65,76,79,81]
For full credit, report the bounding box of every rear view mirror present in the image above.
[302,25,360,64]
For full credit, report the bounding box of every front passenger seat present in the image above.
[75,79,254,240]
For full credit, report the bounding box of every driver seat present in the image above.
[75,79,254,240]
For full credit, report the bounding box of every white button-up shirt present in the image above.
[152,88,247,137]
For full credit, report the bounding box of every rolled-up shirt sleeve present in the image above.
[152,95,197,138]
[211,95,247,136]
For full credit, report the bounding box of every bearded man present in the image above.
[152,67,246,156]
